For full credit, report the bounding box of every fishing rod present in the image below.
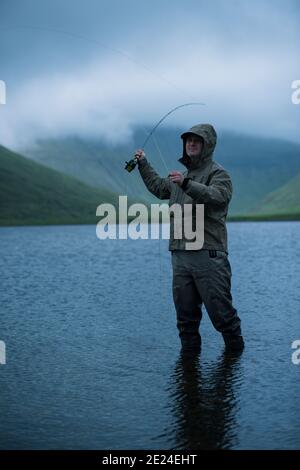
[124,102,205,172]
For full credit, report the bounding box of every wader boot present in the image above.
[172,250,244,351]
[222,333,244,351]
[180,333,202,353]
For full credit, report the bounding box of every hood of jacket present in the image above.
[178,123,217,170]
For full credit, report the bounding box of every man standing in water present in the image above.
[135,123,244,353]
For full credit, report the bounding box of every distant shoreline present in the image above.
[228,213,300,222]
[1,213,300,228]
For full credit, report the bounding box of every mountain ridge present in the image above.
[21,127,300,216]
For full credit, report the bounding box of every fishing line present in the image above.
[149,133,169,175]
[0,24,195,100]
[129,102,205,306]
[0,25,207,317]
[0,25,204,187]
[139,124,169,174]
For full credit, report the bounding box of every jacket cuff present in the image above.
[137,157,148,169]
[181,177,191,190]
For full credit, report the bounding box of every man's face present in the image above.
[186,135,203,159]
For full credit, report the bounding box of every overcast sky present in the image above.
[0,0,299,149]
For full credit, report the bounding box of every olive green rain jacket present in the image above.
[138,124,232,252]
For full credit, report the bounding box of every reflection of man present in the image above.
[135,124,244,352]
[169,351,242,449]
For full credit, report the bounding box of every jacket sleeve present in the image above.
[138,157,172,200]
[182,168,233,206]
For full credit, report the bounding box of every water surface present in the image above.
[0,222,299,449]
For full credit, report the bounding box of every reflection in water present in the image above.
[166,351,243,450]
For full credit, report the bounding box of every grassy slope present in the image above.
[0,144,119,226]
[246,172,300,219]
[2,134,300,225]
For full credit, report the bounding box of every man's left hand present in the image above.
[169,171,184,186]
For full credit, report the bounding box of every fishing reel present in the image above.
[124,156,138,172]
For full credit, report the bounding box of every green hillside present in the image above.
[22,129,300,216]
[0,144,119,226]
[2,128,300,226]
[249,173,300,219]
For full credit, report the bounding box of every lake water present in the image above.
[0,222,299,450]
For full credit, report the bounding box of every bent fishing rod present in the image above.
[124,102,205,172]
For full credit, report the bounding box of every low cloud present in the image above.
[0,0,299,149]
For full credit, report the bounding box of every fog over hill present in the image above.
[22,128,300,215]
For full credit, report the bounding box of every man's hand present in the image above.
[134,149,146,160]
[169,171,184,186]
